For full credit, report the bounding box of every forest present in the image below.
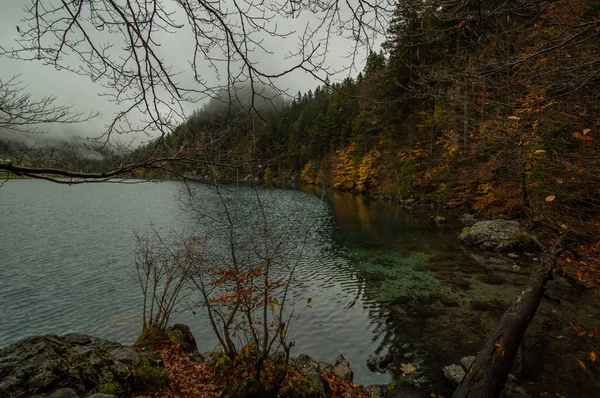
[123,0,600,248]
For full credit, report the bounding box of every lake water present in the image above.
[1,180,597,396]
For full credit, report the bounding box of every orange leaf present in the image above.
[556,335,564,339]
[589,328,598,337]
[556,178,563,184]
[573,132,582,139]
[590,352,597,362]
[593,242,600,253]
[577,359,587,371]
[583,128,591,135]
[545,195,556,202]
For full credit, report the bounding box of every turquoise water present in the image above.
[0,180,596,396]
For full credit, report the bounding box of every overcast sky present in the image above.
[0,1,387,147]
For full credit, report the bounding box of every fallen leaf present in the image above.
[535,149,547,154]
[577,358,587,371]
[583,128,591,135]
[400,363,417,375]
[573,132,582,139]
[590,352,596,362]
[556,335,564,339]
[556,178,563,184]
[589,328,597,337]
[508,116,521,120]
[545,195,556,202]
[593,242,600,253]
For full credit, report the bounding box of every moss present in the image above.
[132,353,170,392]
[100,381,120,395]
[461,226,472,234]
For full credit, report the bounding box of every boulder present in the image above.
[444,364,465,386]
[459,220,537,252]
[460,213,477,226]
[0,334,164,398]
[167,324,203,362]
[333,355,353,382]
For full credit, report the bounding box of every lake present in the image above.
[0,180,596,396]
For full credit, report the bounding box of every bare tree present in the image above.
[0,0,396,181]
[134,229,194,332]
[0,75,96,133]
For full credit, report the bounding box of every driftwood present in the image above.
[452,245,561,398]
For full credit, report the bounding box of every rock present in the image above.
[35,388,80,398]
[0,333,164,398]
[366,352,394,373]
[333,355,353,382]
[305,371,331,398]
[167,324,203,362]
[459,356,476,371]
[500,375,529,398]
[459,220,537,252]
[433,216,448,226]
[460,213,477,226]
[444,364,465,386]
[292,354,321,373]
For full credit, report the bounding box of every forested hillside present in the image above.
[144,0,598,246]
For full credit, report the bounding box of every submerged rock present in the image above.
[0,334,163,398]
[366,352,395,373]
[459,220,538,252]
[432,216,448,226]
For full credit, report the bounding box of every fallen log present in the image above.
[452,244,562,398]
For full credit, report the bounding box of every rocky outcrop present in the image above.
[0,334,164,398]
[459,220,538,252]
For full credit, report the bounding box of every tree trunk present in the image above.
[452,247,559,398]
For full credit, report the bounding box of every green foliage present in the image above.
[99,381,120,395]
[132,353,170,392]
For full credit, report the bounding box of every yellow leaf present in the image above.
[545,195,556,202]
[508,116,521,120]
[535,149,547,154]
[590,352,597,362]
[269,302,275,312]
[556,335,564,339]
[577,359,587,372]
